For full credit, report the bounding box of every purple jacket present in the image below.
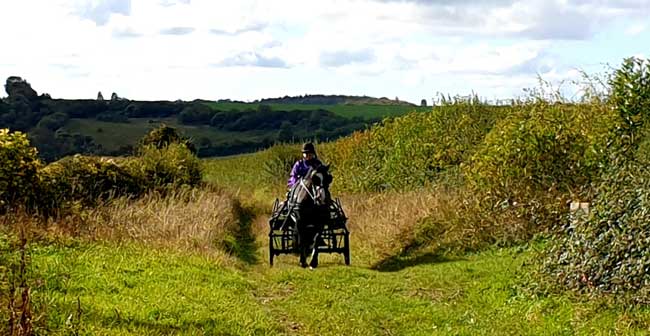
[287,158,322,188]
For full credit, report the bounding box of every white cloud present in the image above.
[626,23,647,36]
[73,0,131,26]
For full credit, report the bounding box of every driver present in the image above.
[287,142,322,189]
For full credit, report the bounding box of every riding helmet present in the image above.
[302,142,316,154]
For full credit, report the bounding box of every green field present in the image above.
[62,118,269,152]
[60,101,426,154]
[207,102,428,119]
[26,241,650,335]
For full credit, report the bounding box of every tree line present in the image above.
[0,76,378,161]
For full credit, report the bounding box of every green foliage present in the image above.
[0,129,41,210]
[130,143,203,189]
[543,160,650,299]
[178,102,215,125]
[609,57,650,156]
[468,102,616,202]
[36,112,69,131]
[540,57,650,299]
[326,99,510,192]
[39,155,144,209]
[138,124,196,153]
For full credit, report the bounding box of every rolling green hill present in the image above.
[208,102,427,119]
[62,117,271,155]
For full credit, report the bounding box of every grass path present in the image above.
[25,237,650,335]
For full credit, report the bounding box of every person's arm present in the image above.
[287,161,300,188]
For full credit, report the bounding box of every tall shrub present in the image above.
[326,99,510,192]
[130,143,202,189]
[0,129,41,211]
[542,57,650,299]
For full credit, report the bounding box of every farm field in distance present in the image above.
[207,102,429,120]
[62,117,270,153]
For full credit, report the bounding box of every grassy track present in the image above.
[27,241,650,335]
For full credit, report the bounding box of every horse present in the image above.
[286,164,333,268]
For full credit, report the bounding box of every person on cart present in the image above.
[287,142,322,189]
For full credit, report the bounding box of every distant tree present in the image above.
[97,91,104,101]
[178,103,215,125]
[36,112,69,131]
[111,92,119,101]
[139,124,196,153]
[5,76,38,100]
[277,121,293,142]
[421,99,427,107]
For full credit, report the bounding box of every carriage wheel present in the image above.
[343,232,351,265]
[269,235,274,266]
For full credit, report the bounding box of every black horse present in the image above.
[286,164,333,268]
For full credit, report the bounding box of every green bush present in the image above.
[0,129,41,210]
[540,57,650,299]
[39,155,144,209]
[130,143,202,189]
[466,101,616,229]
[543,160,650,297]
[139,124,196,153]
[609,57,650,156]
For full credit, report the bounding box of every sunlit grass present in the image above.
[23,241,650,335]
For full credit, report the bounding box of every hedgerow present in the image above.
[541,57,650,299]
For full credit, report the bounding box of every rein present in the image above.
[300,179,318,203]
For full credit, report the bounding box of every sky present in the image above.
[0,0,648,104]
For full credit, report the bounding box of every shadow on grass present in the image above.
[225,199,260,265]
[372,251,460,272]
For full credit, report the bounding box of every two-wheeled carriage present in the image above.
[268,197,350,266]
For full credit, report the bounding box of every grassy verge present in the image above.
[30,242,283,335]
[17,241,650,335]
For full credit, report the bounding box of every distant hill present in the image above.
[1,76,425,161]
[255,94,416,106]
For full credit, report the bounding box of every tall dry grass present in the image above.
[20,187,246,265]
[338,186,530,266]
[1,212,39,336]
[84,188,238,253]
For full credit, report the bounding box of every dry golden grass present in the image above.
[84,188,238,252]
[338,186,530,266]
[339,190,441,264]
[0,212,39,336]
